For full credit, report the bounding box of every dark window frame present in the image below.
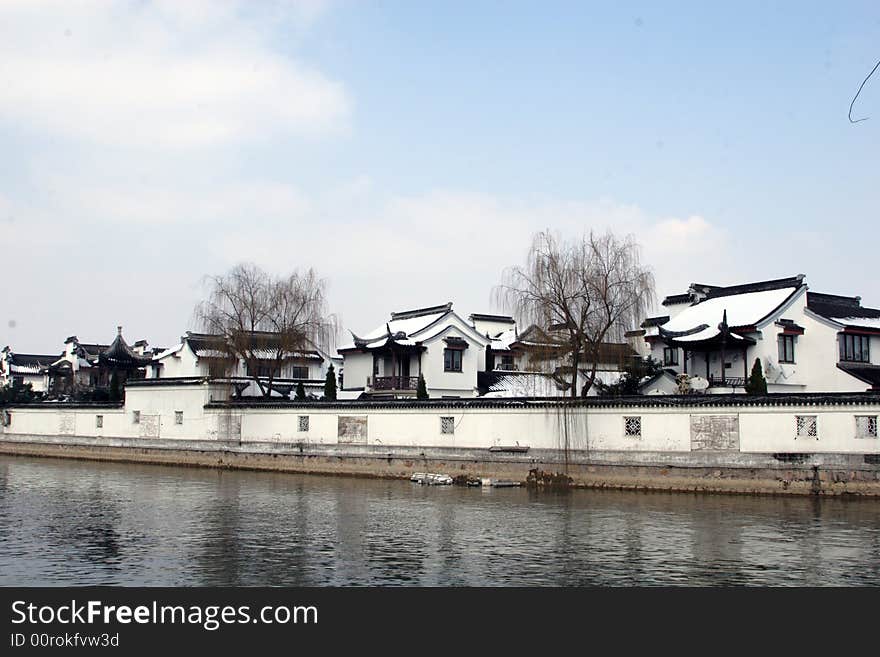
[778,334,796,363]
[839,334,870,363]
[290,366,309,379]
[247,362,282,378]
[443,348,463,372]
[663,347,679,366]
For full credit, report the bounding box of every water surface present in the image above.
[1,455,878,586]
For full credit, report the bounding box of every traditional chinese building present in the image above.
[632,275,880,393]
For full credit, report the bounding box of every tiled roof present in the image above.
[185,333,322,360]
[837,363,880,389]
[641,316,670,328]
[661,293,694,306]
[99,329,152,368]
[7,353,58,374]
[206,391,880,410]
[807,292,880,326]
[468,313,515,324]
[703,275,805,301]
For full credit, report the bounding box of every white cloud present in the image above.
[196,187,736,330]
[0,1,349,147]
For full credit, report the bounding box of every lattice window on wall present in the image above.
[132,410,140,424]
[624,416,642,437]
[855,415,878,439]
[298,416,309,432]
[796,415,818,439]
[95,415,103,429]
[440,416,455,435]
[175,411,183,425]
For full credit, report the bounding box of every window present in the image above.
[247,362,282,377]
[175,411,183,425]
[778,335,796,363]
[839,334,870,363]
[500,354,515,370]
[95,415,103,428]
[298,416,309,432]
[796,415,817,439]
[856,415,878,439]
[624,416,641,437]
[444,349,463,372]
[663,347,679,366]
[132,410,140,424]
[291,366,309,379]
[440,416,455,435]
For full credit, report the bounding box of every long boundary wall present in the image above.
[2,383,880,496]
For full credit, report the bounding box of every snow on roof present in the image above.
[153,344,184,361]
[483,373,567,398]
[489,328,518,351]
[832,317,880,329]
[661,286,799,342]
[9,363,46,374]
[338,309,450,351]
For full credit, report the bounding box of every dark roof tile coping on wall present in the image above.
[3,402,124,409]
[468,313,516,324]
[702,275,805,301]
[390,302,453,320]
[204,392,880,410]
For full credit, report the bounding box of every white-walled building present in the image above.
[338,305,635,399]
[338,303,490,398]
[149,331,339,398]
[478,320,637,397]
[632,275,880,393]
[0,348,55,391]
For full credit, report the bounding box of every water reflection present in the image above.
[1,455,879,586]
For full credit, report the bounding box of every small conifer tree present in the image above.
[295,381,306,401]
[324,364,337,401]
[416,373,428,400]
[745,358,768,395]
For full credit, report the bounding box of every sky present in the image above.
[1,0,879,353]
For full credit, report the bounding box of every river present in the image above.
[1,455,879,586]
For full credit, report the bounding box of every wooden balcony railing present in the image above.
[369,376,419,391]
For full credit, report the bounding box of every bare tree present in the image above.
[195,263,337,397]
[495,229,655,397]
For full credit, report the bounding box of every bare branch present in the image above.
[194,263,337,397]
[849,58,880,124]
[493,228,655,397]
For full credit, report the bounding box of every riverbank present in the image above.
[3,434,879,496]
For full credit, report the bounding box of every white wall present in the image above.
[419,325,485,397]
[471,318,515,338]
[340,352,373,391]
[4,387,879,456]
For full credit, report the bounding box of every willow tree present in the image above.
[495,229,655,397]
[195,263,336,397]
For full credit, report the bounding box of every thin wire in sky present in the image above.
[848,58,880,123]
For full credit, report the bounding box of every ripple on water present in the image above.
[1,456,879,586]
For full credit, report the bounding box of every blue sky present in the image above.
[1,1,878,352]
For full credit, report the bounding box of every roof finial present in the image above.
[117,326,123,336]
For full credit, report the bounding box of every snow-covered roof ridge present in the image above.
[338,302,490,352]
[659,283,804,343]
[831,317,880,330]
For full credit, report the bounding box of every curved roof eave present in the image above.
[754,284,808,329]
[411,311,491,346]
